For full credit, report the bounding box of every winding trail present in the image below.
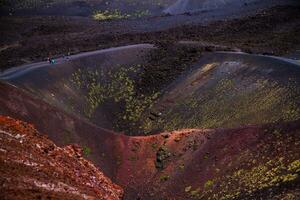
[218,51,300,66]
[0,44,155,80]
[0,43,300,200]
[1,44,299,82]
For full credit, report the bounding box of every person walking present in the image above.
[50,58,55,64]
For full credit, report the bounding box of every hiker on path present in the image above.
[50,58,55,64]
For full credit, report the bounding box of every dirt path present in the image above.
[1,5,299,70]
[0,43,154,80]
[2,47,299,81]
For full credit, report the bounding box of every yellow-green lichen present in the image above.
[212,158,300,199]
[148,77,300,132]
[70,65,160,134]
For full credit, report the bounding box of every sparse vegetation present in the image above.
[155,146,171,169]
[160,174,170,181]
[185,186,192,193]
[204,180,214,189]
[93,10,129,21]
[214,158,300,199]
[188,129,300,200]
[71,65,160,134]
[146,73,300,132]
[190,188,200,198]
[92,8,151,21]
[185,186,201,198]
[82,146,91,156]
[151,143,158,151]
[178,163,185,170]
[1,1,300,200]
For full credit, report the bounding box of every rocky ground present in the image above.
[1,1,300,200]
[0,79,299,199]
[0,5,300,70]
[0,116,123,200]
[0,112,299,199]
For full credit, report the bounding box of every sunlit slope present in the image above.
[143,52,300,132]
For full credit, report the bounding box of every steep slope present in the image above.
[0,43,300,199]
[0,81,127,179]
[0,115,123,200]
[0,43,206,134]
[144,52,300,133]
[0,113,299,200]
[0,81,299,199]
[119,121,300,199]
[0,1,299,199]
[0,44,156,134]
[2,46,300,135]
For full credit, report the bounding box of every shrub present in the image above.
[93,10,129,21]
[82,146,91,156]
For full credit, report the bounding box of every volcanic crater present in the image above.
[1,0,300,200]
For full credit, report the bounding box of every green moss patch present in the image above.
[146,75,300,132]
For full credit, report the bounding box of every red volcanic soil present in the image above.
[1,116,299,200]
[0,116,123,200]
[1,81,300,199]
[0,81,127,179]
[118,124,300,199]
[1,2,299,199]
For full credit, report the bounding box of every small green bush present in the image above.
[160,174,170,181]
[93,10,129,21]
[82,146,91,156]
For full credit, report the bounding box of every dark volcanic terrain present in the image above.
[0,0,300,200]
[1,3,300,70]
